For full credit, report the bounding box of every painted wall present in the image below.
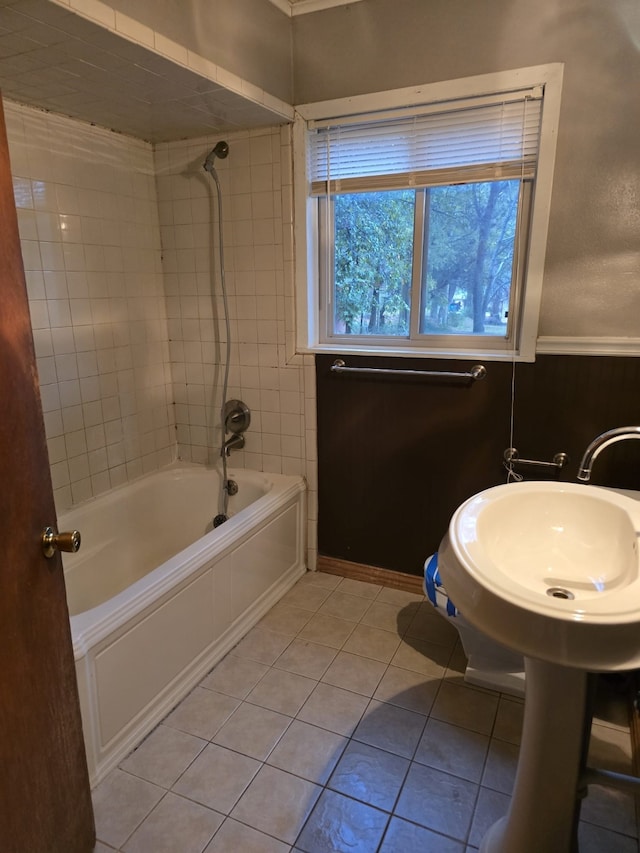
[103,0,292,103]
[293,0,640,341]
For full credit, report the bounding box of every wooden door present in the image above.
[0,97,95,852]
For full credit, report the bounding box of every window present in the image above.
[294,65,563,361]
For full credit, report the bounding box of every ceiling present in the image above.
[268,0,364,15]
[0,0,293,142]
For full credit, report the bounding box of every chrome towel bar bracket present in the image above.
[330,359,487,382]
[504,447,569,470]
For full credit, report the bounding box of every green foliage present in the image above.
[334,191,414,335]
[425,180,519,334]
[332,180,519,337]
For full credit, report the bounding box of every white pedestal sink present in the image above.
[438,481,640,853]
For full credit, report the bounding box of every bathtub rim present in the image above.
[63,464,306,660]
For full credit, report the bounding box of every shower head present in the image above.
[203,140,229,173]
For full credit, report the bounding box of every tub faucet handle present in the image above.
[42,526,81,559]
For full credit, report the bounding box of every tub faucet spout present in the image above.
[577,426,640,482]
[221,433,244,457]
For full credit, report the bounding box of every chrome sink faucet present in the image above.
[577,426,640,482]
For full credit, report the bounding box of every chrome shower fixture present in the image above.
[220,399,250,458]
[203,140,229,173]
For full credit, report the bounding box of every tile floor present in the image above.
[91,571,639,852]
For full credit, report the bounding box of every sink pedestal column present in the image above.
[480,658,591,853]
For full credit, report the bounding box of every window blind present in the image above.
[308,89,543,195]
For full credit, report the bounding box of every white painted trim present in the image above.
[291,0,366,14]
[536,337,640,356]
[294,112,316,352]
[517,63,564,362]
[294,64,564,362]
[266,0,292,14]
[266,0,365,15]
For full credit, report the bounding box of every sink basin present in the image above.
[438,481,640,671]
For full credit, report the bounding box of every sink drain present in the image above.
[546,587,575,600]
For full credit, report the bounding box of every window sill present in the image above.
[298,342,535,363]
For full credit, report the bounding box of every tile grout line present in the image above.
[96,573,637,852]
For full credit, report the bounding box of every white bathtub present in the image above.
[59,463,306,786]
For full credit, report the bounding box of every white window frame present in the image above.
[293,63,564,362]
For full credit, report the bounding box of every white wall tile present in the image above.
[9,104,316,563]
[6,101,175,511]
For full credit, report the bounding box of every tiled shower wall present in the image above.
[155,127,302,472]
[5,100,175,511]
[154,126,317,567]
[6,101,317,568]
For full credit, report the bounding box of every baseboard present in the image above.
[316,555,424,595]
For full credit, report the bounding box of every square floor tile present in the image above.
[360,600,416,635]
[232,626,293,665]
[199,656,269,699]
[122,792,223,853]
[92,769,164,849]
[342,623,402,663]
[336,577,382,599]
[298,613,356,648]
[376,588,424,607]
[212,701,291,760]
[172,743,260,814]
[577,821,639,853]
[163,687,240,740]
[267,719,347,784]
[295,788,389,853]
[321,651,387,696]
[415,718,489,783]
[442,641,468,686]
[390,637,451,677]
[88,575,640,853]
[328,740,409,811]
[492,696,524,745]
[580,781,638,837]
[204,818,290,852]
[379,816,464,853]
[353,699,427,759]
[430,682,499,736]
[259,602,314,635]
[405,603,459,648]
[232,764,322,844]
[246,666,317,715]
[468,786,510,848]
[279,582,332,611]
[119,724,207,788]
[297,682,369,737]
[274,637,338,679]
[295,571,342,590]
[373,665,440,715]
[481,739,519,794]
[318,590,373,622]
[395,763,477,841]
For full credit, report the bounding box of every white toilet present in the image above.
[424,553,525,698]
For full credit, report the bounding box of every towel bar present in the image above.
[504,447,569,470]
[330,359,487,382]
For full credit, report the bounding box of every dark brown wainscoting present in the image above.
[316,353,640,577]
